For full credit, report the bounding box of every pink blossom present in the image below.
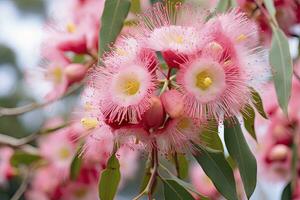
[0,147,14,186]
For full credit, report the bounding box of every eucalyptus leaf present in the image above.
[250,88,268,119]
[224,119,257,199]
[200,120,224,152]
[241,104,257,141]
[269,26,293,115]
[263,0,276,23]
[70,146,83,180]
[163,179,194,200]
[281,182,291,200]
[193,144,237,200]
[215,0,230,13]
[10,151,41,167]
[173,153,188,179]
[98,0,131,59]
[99,154,121,200]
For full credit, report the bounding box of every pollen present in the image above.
[177,117,190,130]
[50,67,63,84]
[236,34,247,42]
[81,117,99,130]
[208,41,223,51]
[116,48,128,56]
[66,22,76,33]
[174,35,184,44]
[59,147,71,159]
[123,79,140,95]
[84,103,93,111]
[196,71,213,90]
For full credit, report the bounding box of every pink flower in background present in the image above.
[0,147,14,186]
[190,163,220,199]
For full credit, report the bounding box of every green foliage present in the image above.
[224,119,257,199]
[70,146,83,180]
[193,144,237,200]
[250,88,268,119]
[98,0,131,60]
[241,104,257,141]
[263,0,276,23]
[200,120,224,152]
[162,179,194,200]
[99,154,121,200]
[281,182,292,200]
[10,151,41,167]
[269,26,293,115]
[130,0,141,13]
[173,153,188,179]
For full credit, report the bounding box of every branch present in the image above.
[0,81,83,117]
[0,134,39,154]
[10,167,31,200]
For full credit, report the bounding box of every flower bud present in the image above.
[162,50,188,69]
[65,64,87,85]
[142,96,165,129]
[161,90,184,118]
[268,144,290,162]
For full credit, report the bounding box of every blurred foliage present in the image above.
[11,0,46,17]
[0,44,16,66]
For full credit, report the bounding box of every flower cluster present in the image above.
[25,118,138,200]
[255,62,300,198]
[81,2,270,154]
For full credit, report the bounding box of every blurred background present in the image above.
[0,0,299,199]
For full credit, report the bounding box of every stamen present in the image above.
[123,79,140,95]
[81,117,99,130]
[177,118,190,130]
[236,34,247,42]
[116,48,128,56]
[196,71,213,90]
[59,147,71,159]
[208,41,223,51]
[66,22,76,33]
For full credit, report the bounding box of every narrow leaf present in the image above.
[99,154,121,200]
[173,153,188,179]
[70,146,83,180]
[263,0,276,22]
[10,151,41,167]
[241,104,257,141]
[224,119,257,198]
[250,88,268,119]
[99,0,131,59]
[215,0,230,13]
[281,182,292,200]
[193,144,238,200]
[163,179,194,200]
[140,159,152,192]
[269,26,293,115]
[200,120,224,152]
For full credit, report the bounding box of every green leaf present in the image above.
[173,153,188,179]
[163,179,194,200]
[10,151,41,167]
[72,54,86,64]
[99,154,121,200]
[269,26,293,115]
[215,0,230,13]
[263,0,276,23]
[241,104,257,141]
[98,0,131,59]
[200,120,224,152]
[140,159,152,192]
[229,0,238,7]
[130,0,140,13]
[250,88,268,119]
[281,182,292,200]
[70,146,83,180]
[193,144,238,200]
[224,119,257,199]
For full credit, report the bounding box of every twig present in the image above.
[10,167,31,200]
[0,81,83,117]
[133,146,158,200]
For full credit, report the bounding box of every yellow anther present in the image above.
[196,71,213,90]
[50,66,63,84]
[209,41,223,51]
[174,35,184,44]
[84,103,93,111]
[81,117,99,130]
[224,60,232,66]
[66,22,76,33]
[116,48,128,56]
[123,79,140,95]
[177,118,190,130]
[59,147,71,159]
[236,34,247,42]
